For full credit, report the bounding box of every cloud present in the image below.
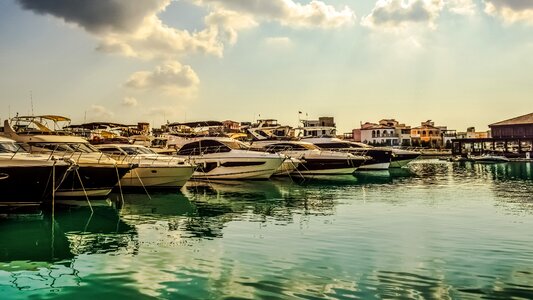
[484,0,533,25]
[16,0,168,34]
[125,61,200,95]
[447,0,477,16]
[89,105,114,120]
[362,0,444,30]
[196,0,356,28]
[204,8,258,45]
[264,36,293,47]
[16,0,224,60]
[122,97,139,107]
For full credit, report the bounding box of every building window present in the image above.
[372,130,375,138]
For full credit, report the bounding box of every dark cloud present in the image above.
[16,0,168,33]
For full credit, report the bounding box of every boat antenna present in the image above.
[30,90,34,116]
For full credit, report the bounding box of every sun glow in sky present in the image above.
[0,0,532,132]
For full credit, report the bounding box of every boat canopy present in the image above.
[167,121,223,128]
[17,115,71,122]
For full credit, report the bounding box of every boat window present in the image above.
[314,142,351,149]
[0,142,24,153]
[99,147,124,155]
[30,142,98,153]
[220,140,249,151]
[201,140,231,154]
[177,141,201,155]
[271,143,317,151]
[120,146,156,155]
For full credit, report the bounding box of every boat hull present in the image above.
[190,157,283,180]
[389,152,420,168]
[120,165,195,188]
[349,149,392,170]
[0,164,70,204]
[296,158,363,175]
[55,164,131,199]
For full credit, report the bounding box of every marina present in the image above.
[2,1,533,298]
[0,161,532,298]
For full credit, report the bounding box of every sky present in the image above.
[0,0,532,133]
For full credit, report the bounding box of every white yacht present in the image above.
[2,117,131,199]
[175,137,284,180]
[301,137,397,170]
[0,137,73,204]
[95,144,195,189]
[250,140,367,176]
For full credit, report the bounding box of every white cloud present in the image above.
[196,0,356,28]
[205,8,258,45]
[362,0,444,30]
[264,36,293,47]
[446,0,477,16]
[125,61,200,95]
[122,97,139,107]
[362,0,478,31]
[89,105,114,120]
[484,0,533,25]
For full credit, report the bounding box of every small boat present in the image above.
[95,144,195,189]
[471,154,510,163]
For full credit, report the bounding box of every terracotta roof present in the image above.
[489,113,533,127]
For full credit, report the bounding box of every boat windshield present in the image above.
[314,142,352,149]
[0,142,25,153]
[120,146,157,155]
[221,140,250,150]
[31,142,99,153]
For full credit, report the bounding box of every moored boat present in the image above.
[251,140,367,176]
[0,137,72,205]
[472,154,510,163]
[2,117,131,199]
[176,137,284,180]
[95,144,195,189]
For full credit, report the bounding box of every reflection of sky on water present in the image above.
[0,161,532,299]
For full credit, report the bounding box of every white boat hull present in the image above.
[389,159,414,168]
[120,166,195,188]
[358,162,391,170]
[190,156,283,180]
[296,167,357,176]
[55,188,113,198]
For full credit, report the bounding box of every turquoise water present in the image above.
[1,160,533,299]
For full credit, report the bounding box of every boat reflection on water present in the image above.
[0,214,73,268]
[0,203,136,293]
[115,192,195,219]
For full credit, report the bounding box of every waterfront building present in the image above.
[354,119,411,146]
[300,117,336,137]
[411,120,444,148]
[452,113,533,158]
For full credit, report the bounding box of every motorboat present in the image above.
[0,137,72,205]
[176,137,284,180]
[300,137,393,170]
[95,144,195,189]
[472,154,510,163]
[2,117,131,199]
[250,140,367,176]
